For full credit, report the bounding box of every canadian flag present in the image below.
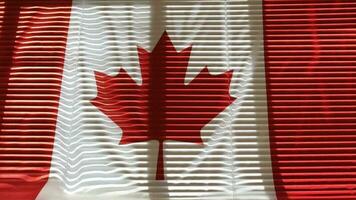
[1,0,356,199]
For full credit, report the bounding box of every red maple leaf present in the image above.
[91,31,236,180]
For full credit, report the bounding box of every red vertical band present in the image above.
[0,1,72,199]
[263,0,356,199]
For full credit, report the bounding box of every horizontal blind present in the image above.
[0,1,72,200]
[263,0,356,199]
[37,1,273,199]
[2,0,355,199]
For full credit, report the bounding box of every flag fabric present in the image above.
[1,0,356,199]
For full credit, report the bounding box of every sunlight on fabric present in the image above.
[0,1,4,34]
[1,1,275,200]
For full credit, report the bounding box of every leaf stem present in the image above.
[156,140,165,180]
